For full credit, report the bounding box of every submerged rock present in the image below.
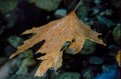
[57,72,81,79]
[0,58,21,79]
[96,16,114,29]
[112,25,121,45]
[15,49,36,75]
[79,39,96,55]
[16,58,36,75]
[0,0,18,14]
[7,36,23,48]
[81,68,94,79]
[95,65,120,79]
[18,50,34,59]
[3,48,45,79]
[54,9,67,18]
[28,0,61,11]
[88,56,103,65]
[64,39,96,55]
[7,65,47,79]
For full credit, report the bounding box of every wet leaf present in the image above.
[10,11,105,77]
[116,49,121,67]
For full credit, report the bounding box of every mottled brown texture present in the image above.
[10,11,105,77]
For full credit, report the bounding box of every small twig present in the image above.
[74,0,83,12]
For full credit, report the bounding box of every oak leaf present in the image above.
[10,11,106,77]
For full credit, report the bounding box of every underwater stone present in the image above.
[0,0,18,14]
[76,4,88,19]
[57,72,81,79]
[88,56,103,65]
[16,58,36,75]
[79,39,96,55]
[82,68,94,79]
[54,9,67,18]
[94,0,102,4]
[112,25,121,45]
[28,0,61,11]
[95,65,120,79]
[13,50,35,75]
[64,39,96,55]
[96,16,114,28]
[92,8,100,15]
[8,73,45,79]
[0,58,22,79]
[8,64,46,79]
[7,36,23,48]
[18,50,34,58]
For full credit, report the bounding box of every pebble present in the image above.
[79,39,96,55]
[7,36,23,48]
[18,49,34,58]
[16,58,36,75]
[54,9,67,18]
[94,0,102,4]
[82,68,93,79]
[28,0,61,11]
[88,56,103,65]
[95,65,120,79]
[0,0,18,14]
[58,72,81,79]
[112,25,121,45]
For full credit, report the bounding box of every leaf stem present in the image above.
[74,0,83,12]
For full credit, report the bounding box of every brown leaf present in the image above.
[10,11,106,77]
[116,49,121,67]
